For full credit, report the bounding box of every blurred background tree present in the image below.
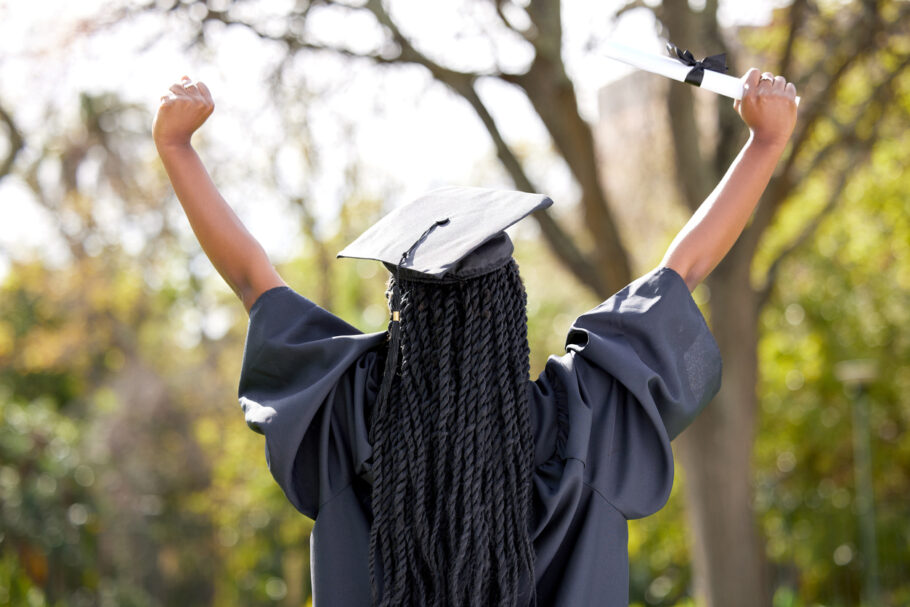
[0,0,908,606]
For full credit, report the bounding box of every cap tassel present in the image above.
[374,287,402,423]
[373,219,449,419]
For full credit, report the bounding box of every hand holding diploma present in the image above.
[604,41,800,104]
[735,68,798,148]
[661,67,799,289]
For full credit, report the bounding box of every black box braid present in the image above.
[368,259,536,606]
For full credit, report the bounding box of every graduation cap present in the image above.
[338,186,553,281]
[338,186,553,407]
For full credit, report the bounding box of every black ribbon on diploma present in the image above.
[667,42,728,87]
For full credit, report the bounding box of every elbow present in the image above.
[681,261,714,291]
[681,266,707,291]
[219,270,258,312]
[238,282,260,313]
[662,257,710,292]
[236,266,286,313]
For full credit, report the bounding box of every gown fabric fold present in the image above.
[238,266,721,606]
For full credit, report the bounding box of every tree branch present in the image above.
[450,80,607,294]
[657,2,715,211]
[702,0,743,177]
[0,102,24,179]
[787,54,906,187]
[613,0,649,19]
[742,5,908,258]
[492,0,535,42]
[500,0,632,294]
[756,158,853,308]
[772,4,906,191]
[203,0,609,294]
[365,0,611,293]
[787,46,909,189]
[777,0,808,77]
[756,50,908,305]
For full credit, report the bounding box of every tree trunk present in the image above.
[676,245,770,606]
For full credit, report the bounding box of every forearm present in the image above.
[661,135,786,289]
[157,141,282,307]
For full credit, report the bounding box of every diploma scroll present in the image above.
[605,42,802,108]
[604,41,745,99]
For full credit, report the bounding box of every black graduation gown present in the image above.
[238,266,722,606]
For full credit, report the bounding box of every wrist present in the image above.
[746,132,789,155]
[154,136,194,155]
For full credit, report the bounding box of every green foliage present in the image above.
[627,480,694,606]
[516,238,601,376]
[0,396,99,607]
[754,123,910,605]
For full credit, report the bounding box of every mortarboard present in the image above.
[338,186,553,281]
[338,185,553,411]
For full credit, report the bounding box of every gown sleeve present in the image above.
[552,266,721,519]
[237,286,386,519]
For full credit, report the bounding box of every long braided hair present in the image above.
[367,258,536,607]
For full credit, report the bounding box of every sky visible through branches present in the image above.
[0,0,783,281]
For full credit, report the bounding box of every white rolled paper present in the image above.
[603,42,800,105]
[604,41,744,99]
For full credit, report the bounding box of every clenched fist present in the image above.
[734,68,798,149]
[153,76,214,149]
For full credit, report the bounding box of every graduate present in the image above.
[153,67,797,606]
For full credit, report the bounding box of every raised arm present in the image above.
[661,68,798,290]
[153,77,285,312]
